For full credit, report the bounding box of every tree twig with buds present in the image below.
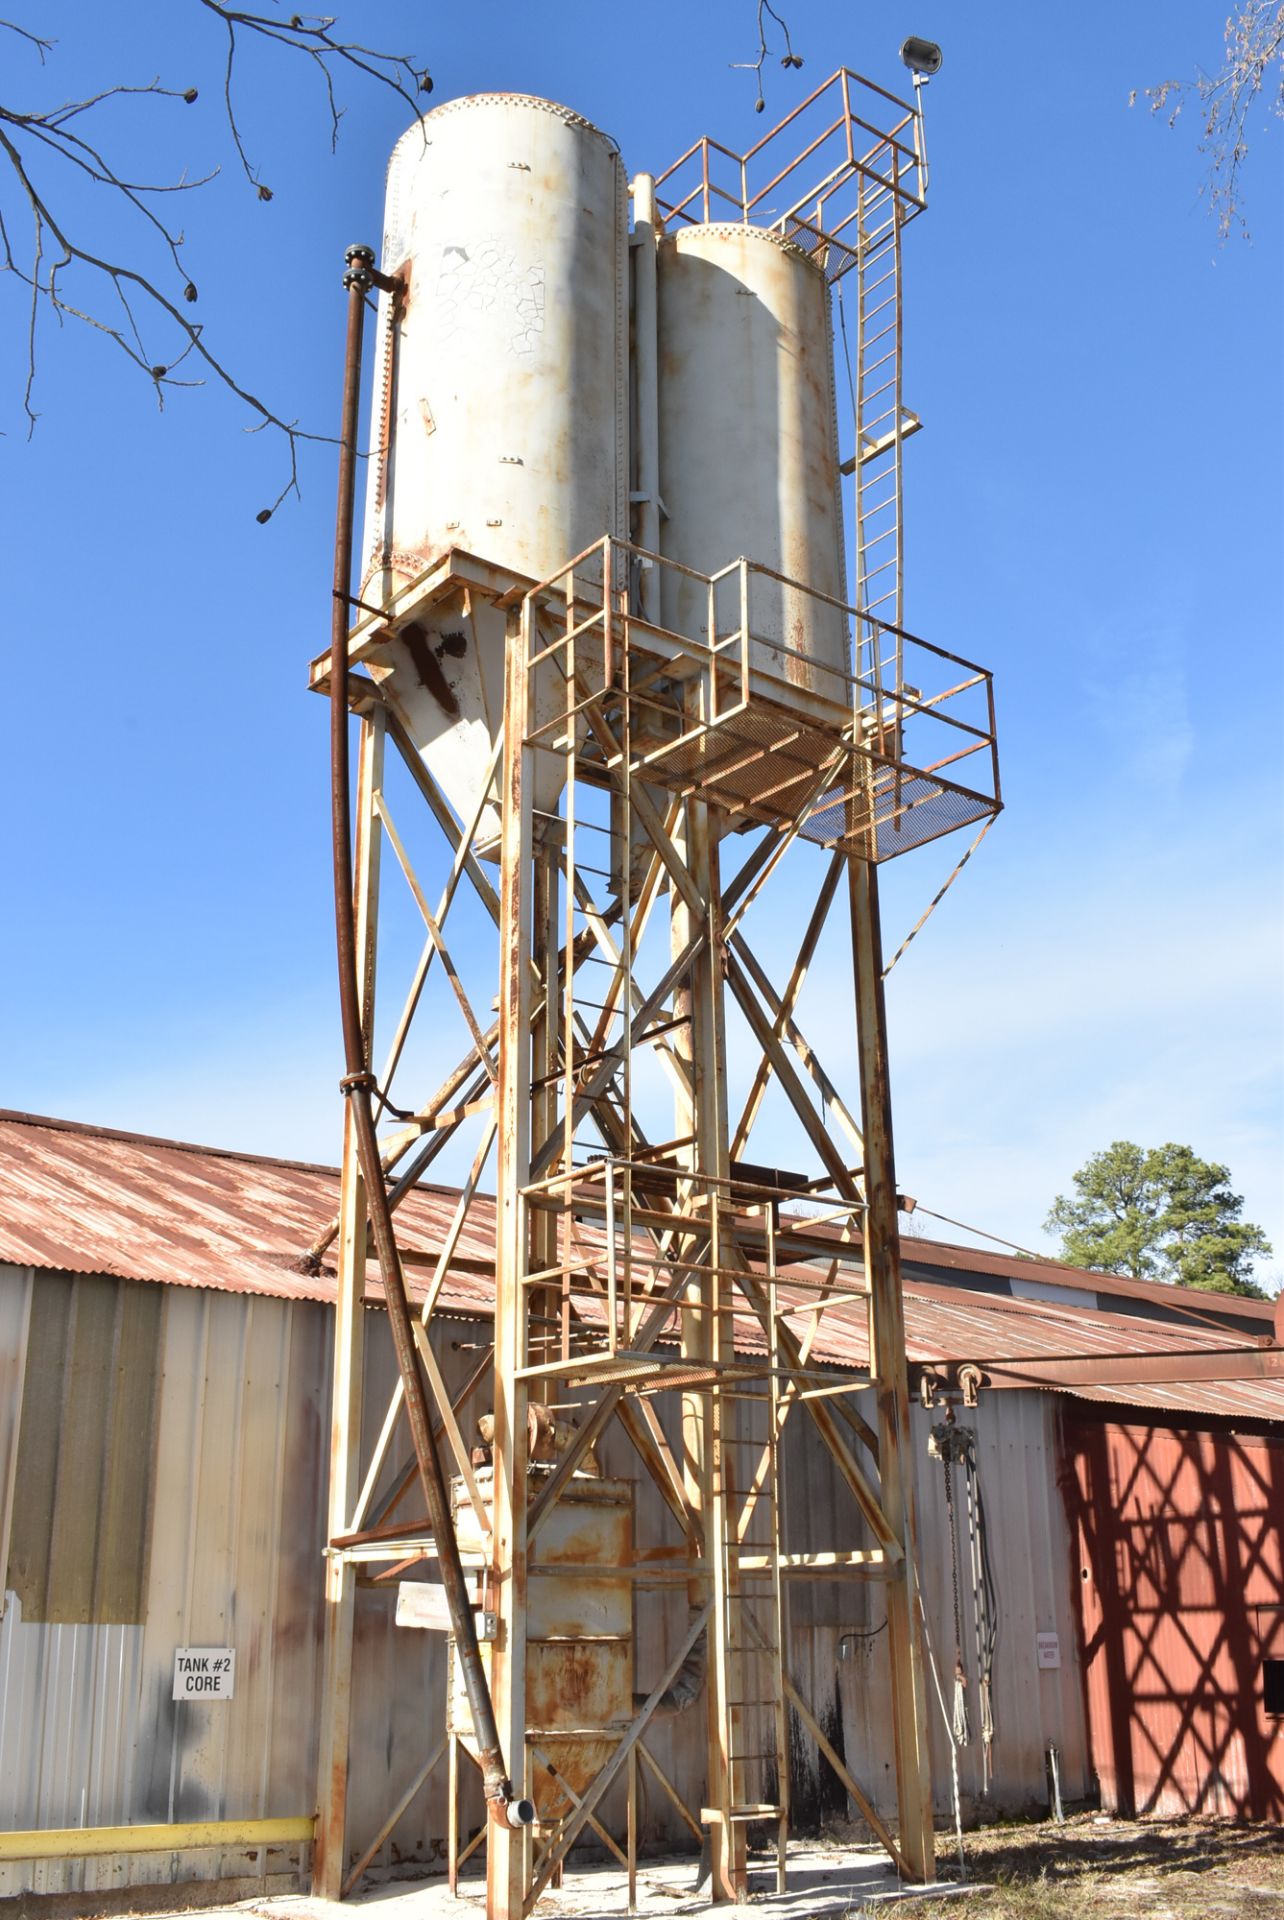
[731,1,803,114]
[0,7,432,515]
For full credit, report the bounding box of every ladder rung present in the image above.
[858,528,899,556]
[701,1804,787,1823]
[862,291,898,322]
[862,375,898,405]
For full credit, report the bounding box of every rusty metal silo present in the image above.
[360,94,628,837]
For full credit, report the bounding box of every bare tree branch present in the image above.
[731,1,804,115]
[0,18,51,62]
[0,6,432,509]
[196,3,429,190]
[1134,1,1284,237]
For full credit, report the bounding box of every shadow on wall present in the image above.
[1062,1411,1284,1821]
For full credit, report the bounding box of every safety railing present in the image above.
[519,535,1000,861]
[652,68,925,282]
[517,1152,870,1386]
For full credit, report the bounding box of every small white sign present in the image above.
[1036,1631,1061,1671]
[396,1583,454,1631]
[394,1585,497,1641]
[173,1647,236,1700]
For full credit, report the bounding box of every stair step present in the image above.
[701,1804,787,1823]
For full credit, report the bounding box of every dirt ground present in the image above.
[917,1812,1284,1919]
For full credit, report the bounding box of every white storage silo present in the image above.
[655,225,849,700]
[362,95,629,837]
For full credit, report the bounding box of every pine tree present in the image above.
[1045,1142,1272,1298]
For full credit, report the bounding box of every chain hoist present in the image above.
[929,1412,999,1788]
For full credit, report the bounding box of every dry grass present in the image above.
[908,1812,1284,1919]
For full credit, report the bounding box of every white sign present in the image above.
[173,1647,236,1700]
[394,1584,496,1641]
[1036,1631,1061,1671]
[396,1583,454,1631]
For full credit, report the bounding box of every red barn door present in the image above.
[1063,1411,1284,1819]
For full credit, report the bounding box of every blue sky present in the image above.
[3,2,1281,1286]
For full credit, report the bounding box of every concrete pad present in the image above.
[240,1843,977,1920]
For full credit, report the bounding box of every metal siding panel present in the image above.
[5,1272,74,1620]
[49,1283,118,1625]
[95,1282,162,1623]
[174,1294,246,1825]
[221,1295,288,1832]
[0,1267,34,1616]
[137,1286,204,1824]
[955,1392,1086,1816]
[266,1298,327,1816]
[0,1597,40,1831]
[798,1390,1092,1827]
[0,1284,331,1898]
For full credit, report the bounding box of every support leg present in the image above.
[488,620,535,1920]
[314,710,384,1898]
[849,855,935,1882]
[628,1746,638,1913]
[448,1734,459,1896]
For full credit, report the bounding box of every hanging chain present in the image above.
[963,1439,997,1791]
[932,1420,971,1747]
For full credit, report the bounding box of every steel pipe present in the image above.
[329,244,521,1823]
[630,172,661,623]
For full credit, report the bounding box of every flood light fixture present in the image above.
[900,36,943,77]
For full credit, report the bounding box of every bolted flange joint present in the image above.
[338,1069,378,1097]
[343,242,376,292]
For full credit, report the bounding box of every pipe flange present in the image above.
[338,1069,378,1096]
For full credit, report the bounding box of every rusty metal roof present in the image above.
[0,1109,499,1312]
[0,1110,1277,1423]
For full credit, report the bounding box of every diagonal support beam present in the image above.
[581,700,708,925]
[385,701,503,928]
[740,1602,908,1877]
[728,1251,896,1550]
[376,731,504,1098]
[725,949,860,1201]
[529,929,707,1181]
[616,1397,703,1547]
[638,1741,703,1842]
[732,927,864,1158]
[731,852,858,1159]
[572,869,694,1110]
[524,1603,713,1910]
[530,1750,629,1871]
[410,1319,491,1539]
[375,792,499,1084]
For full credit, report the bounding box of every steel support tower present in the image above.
[310,69,1000,1918]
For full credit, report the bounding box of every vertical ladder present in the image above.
[851,142,917,685]
[709,1212,790,1893]
[848,139,921,845]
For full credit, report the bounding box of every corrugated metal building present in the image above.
[0,1111,1279,1903]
